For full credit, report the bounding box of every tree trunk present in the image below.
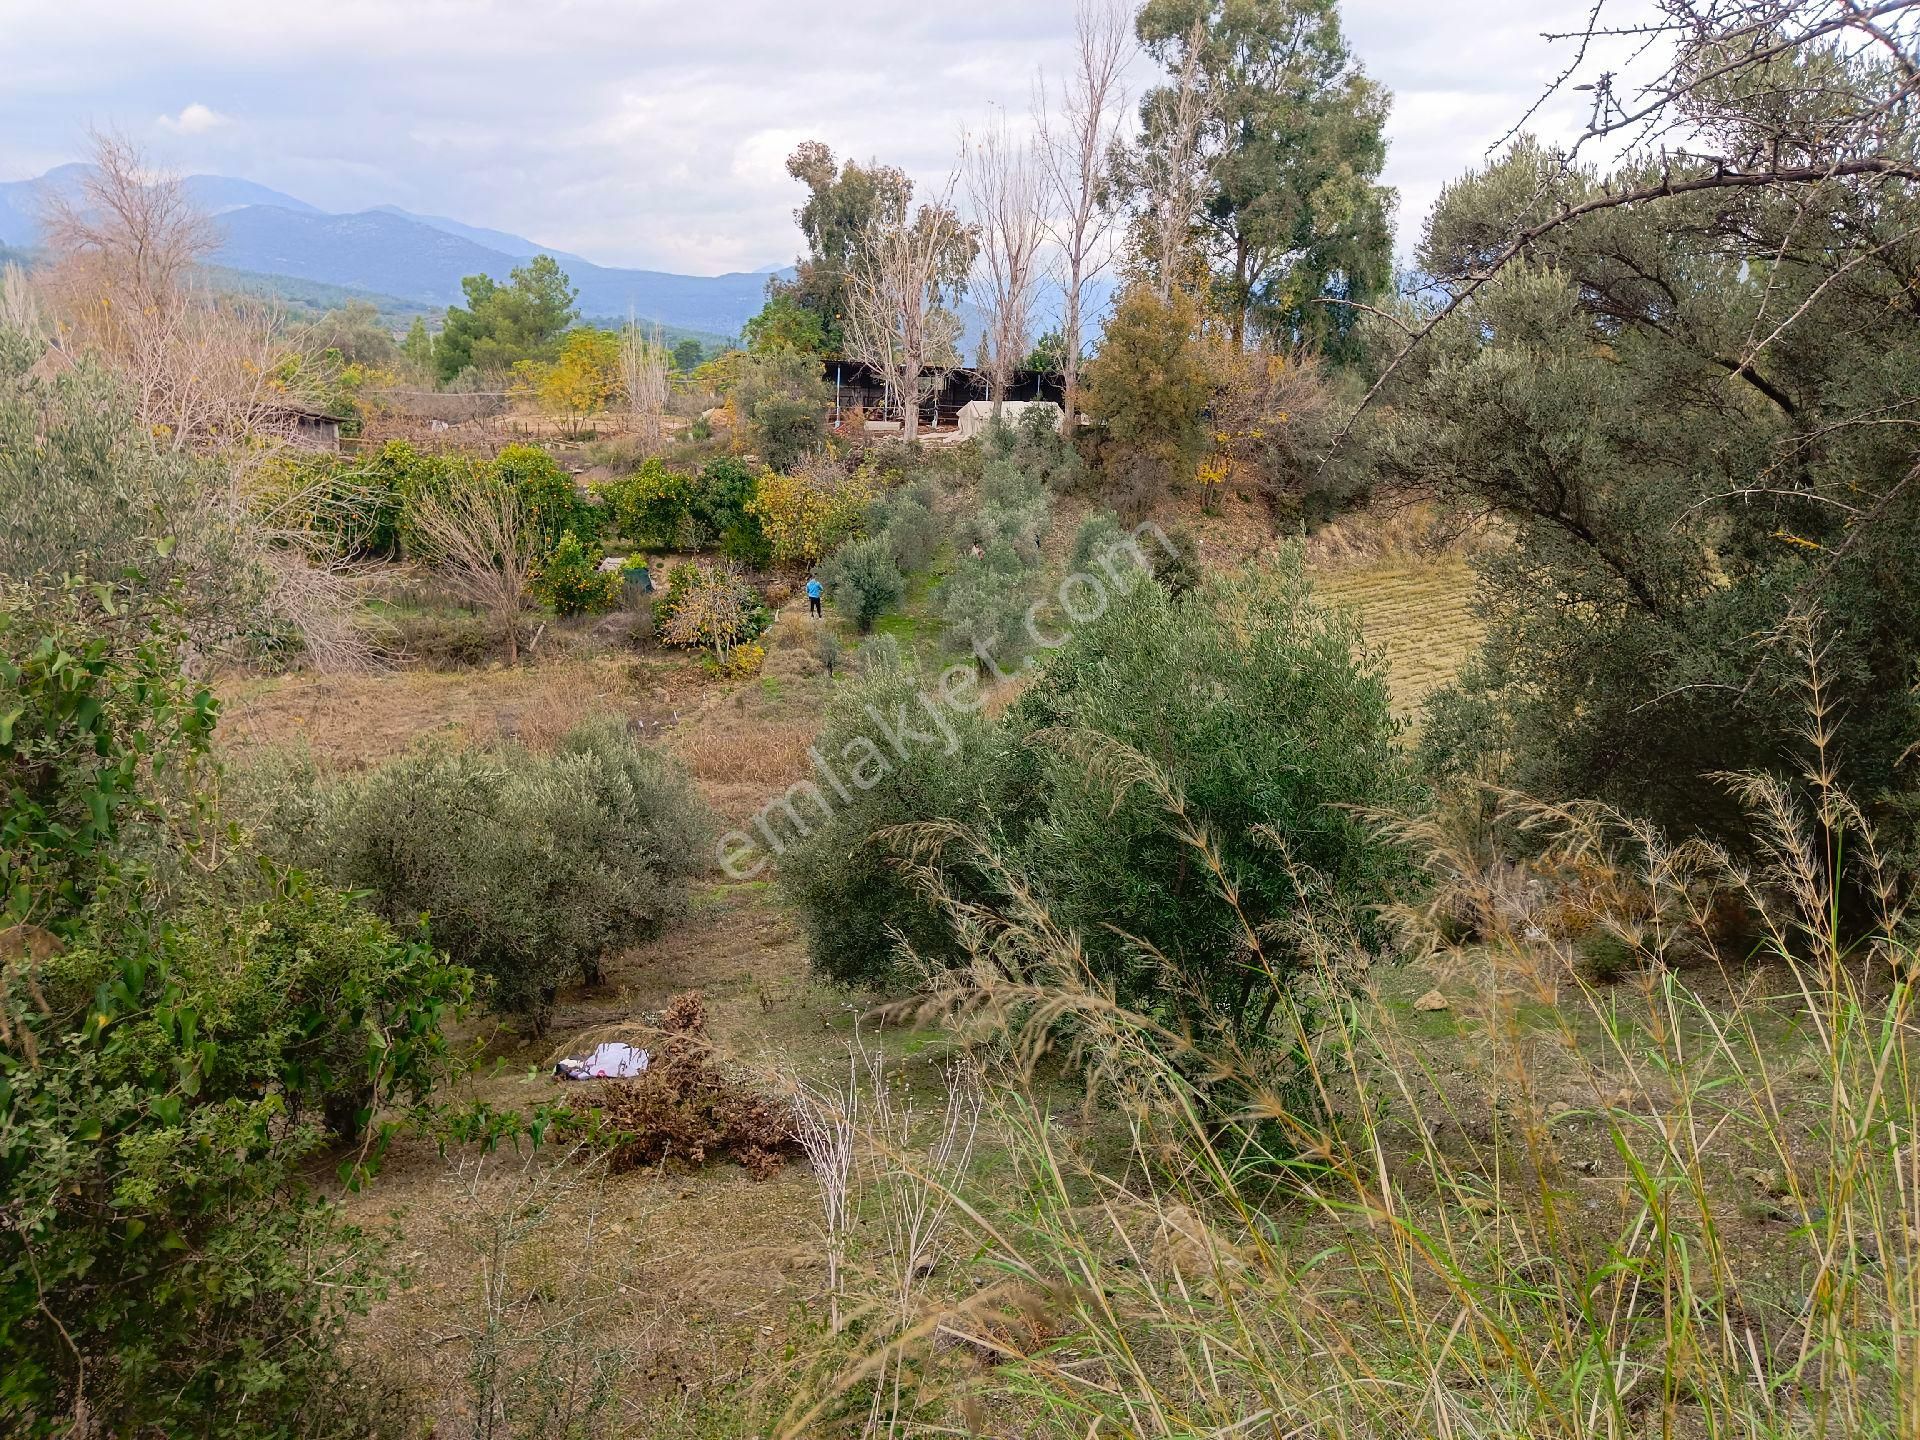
[1231,239,1251,352]
[1062,269,1082,428]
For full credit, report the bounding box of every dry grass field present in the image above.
[1313,554,1482,719]
[203,507,1491,1432]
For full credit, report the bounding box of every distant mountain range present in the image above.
[0,164,1114,352]
[0,164,783,342]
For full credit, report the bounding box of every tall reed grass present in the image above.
[781,662,1918,1438]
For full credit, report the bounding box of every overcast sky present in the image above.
[0,1,1650,276]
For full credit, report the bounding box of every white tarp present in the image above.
[955,400,1063,442]
[554,1042,651,1080]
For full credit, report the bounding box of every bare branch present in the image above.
[410,476,536,666]
[1034,0,1133,421]
[966,111,1048,414]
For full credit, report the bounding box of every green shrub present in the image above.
[697,457,772,565]
[1152,525,1203,597]
[984,405,1085,492]
[1067,511,1130,574]
[600,457,697,549]
[822,535,905,632]
[955,449,1051,564]
[279,720,711,1029]
[748,459,877,565]
[1004,559,1422,1026]
[1574,926,1639,983]
[259,440,485,562]
[531,532,621,616]
[778,660,999,989]
[941,539,1038,664]
[1081,284,1210,515]
[2,904,443,1434]
[938,444,1052,662]
[787,557,1424,1032]
[733,351,831,471]
[870,478,946,573]
[814,628,845,676]
[1069,514,1196,595]
[0,341,268,653]
[599,455,768,563]
[491,443,597,554]
[0,579,218,931]
[0,583,464,1437]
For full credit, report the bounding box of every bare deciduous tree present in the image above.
[38,131,326,452]
[845,169,975,442]
[620,315,670,445]
[1035,0,1132,424]
[411,477,536,666]
[133,294,313,453]
[967,113,1048,416]
[38,130,216,323]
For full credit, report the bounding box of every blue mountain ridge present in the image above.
[0,165,1111,345]
[0,165,785,338]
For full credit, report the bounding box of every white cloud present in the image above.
[0,1,1668,275]
[155,101,230,135]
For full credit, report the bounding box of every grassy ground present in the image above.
[213,512,1488,1433]
[1314,554,1483,720]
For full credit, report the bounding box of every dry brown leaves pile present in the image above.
[569,991,799,1179]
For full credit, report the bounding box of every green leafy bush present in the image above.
[954,447,1052,564]
[599,455,768,564]
[732,351,832,471]
[1004,560,1422,1026]
[748,458,877,565]
[1081,284,1211,515]
[983,405,1085,493]
[0,580,217,931]
[870,478,946,573]
[778,658,1000,988]
[268,720,711,1029]
[0,583,465,1438]
[941,442,1053,661]
[2,908,439,1435]
[697,456,772,566]
[940,540,1038,664]
[259,440,473,561]
[1067,512,1130,574]
[787,558,1423,1031]
[821,535,905,632]
[492,443,598,554]
[531,532,622,616]
[0,340,267,654]
[600,456,697,549]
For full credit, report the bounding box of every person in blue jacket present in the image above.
[806,573,823,618]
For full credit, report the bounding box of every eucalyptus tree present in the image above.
[1126,0,1394,354]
